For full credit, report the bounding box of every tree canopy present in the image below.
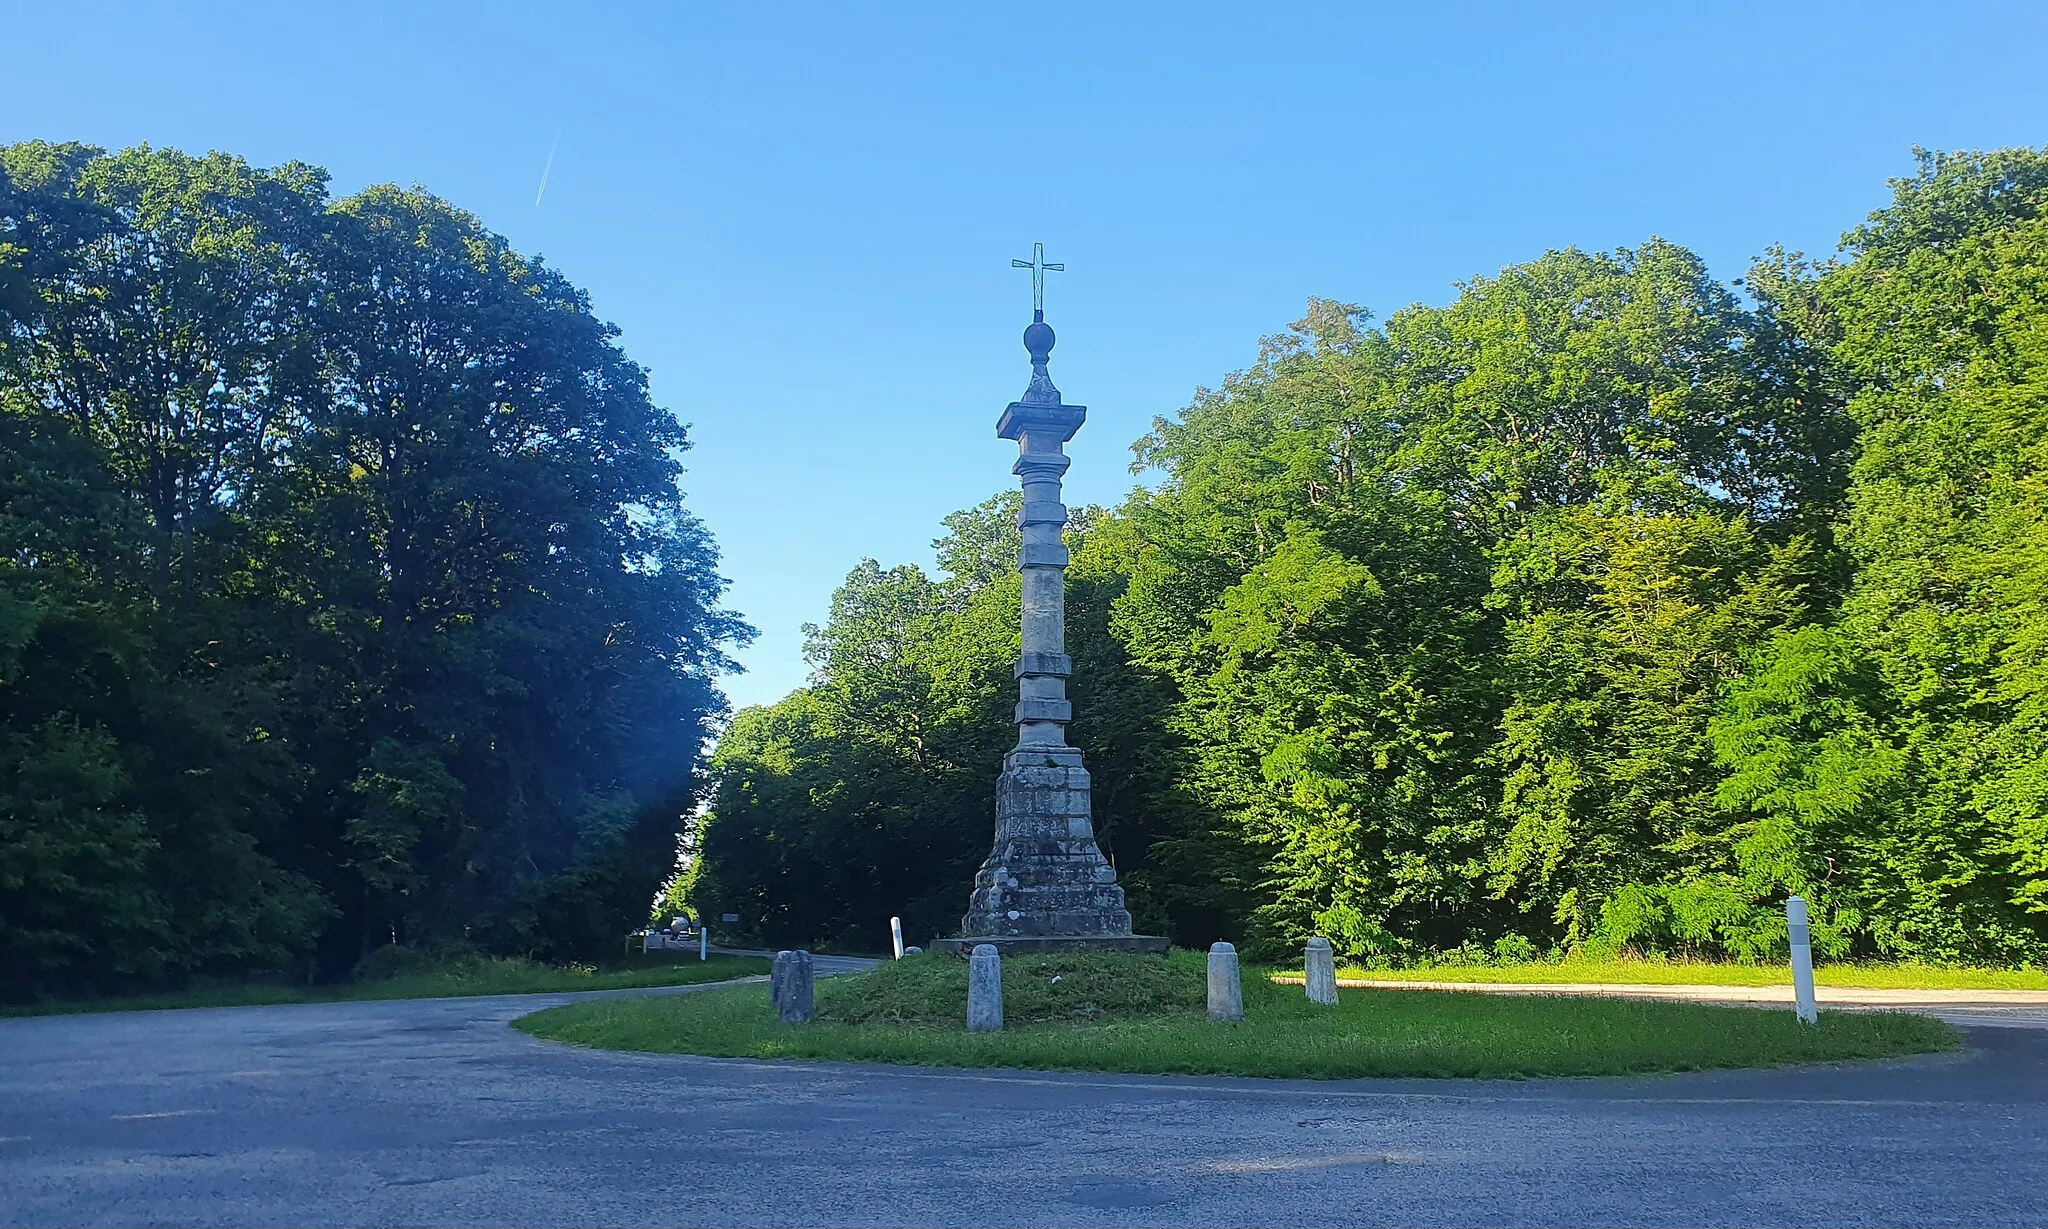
[9,139,2045,983]
[689,148,2048,967]
[0,142,747,995]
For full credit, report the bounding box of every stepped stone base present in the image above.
[956,746,1138,940]
[929,934,1170,957]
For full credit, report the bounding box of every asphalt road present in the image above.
[3,974,2045,1228]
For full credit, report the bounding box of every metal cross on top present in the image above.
[1011,242,1064,319]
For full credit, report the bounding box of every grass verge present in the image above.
[512,950,1958,1079]
[0,953,770,1018]
[1344,960,2048,990]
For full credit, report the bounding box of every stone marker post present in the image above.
[774,950,814,1025]
[1207,942,1244,1022]
[967,943,1004,1032]
[1304,937,1338,1006]
[1786,896,1817,1025]
[891,916,905,960]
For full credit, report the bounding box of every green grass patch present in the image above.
[820,949,1205,1026]
[513,950,1959,1079]
[1343,959,2048,990]
[0,952,770,1018]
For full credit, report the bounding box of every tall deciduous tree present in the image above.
[1715,148,2048,961]
[0,143,747,995]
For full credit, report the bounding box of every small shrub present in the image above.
[1493,934,1539,964]
[352,944,491,982]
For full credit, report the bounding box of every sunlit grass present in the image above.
[0,953,770,1018]
[513,950,1957,1080]
[1340,960,2048,990]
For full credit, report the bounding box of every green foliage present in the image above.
[684,494,1190,951]
[1098,243,1845,962]
[0,142,746,996]
[692,147,2048,970]
[687,510,1018,949]
[1711,148,2048,962]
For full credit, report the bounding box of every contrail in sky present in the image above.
[535,128,561,206]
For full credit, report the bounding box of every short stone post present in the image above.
[1786,896,1817,1026]
[891,916,905,960]
[775,950,814,1025]
[967,943,1003,1033]
[1304,936,1338,1006]
[1207,941,1244,1022]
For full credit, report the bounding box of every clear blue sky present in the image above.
[8,2,2047,710]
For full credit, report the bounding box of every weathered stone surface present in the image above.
[967,944,1003,1033]
[1304,937,1338,1006]
[1207,942,1244,1022]
[960,750,1134,938]
[774,950,813,1026]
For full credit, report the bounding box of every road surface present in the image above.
[3,972,2044,1227]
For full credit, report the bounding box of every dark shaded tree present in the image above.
[0,143,747,994]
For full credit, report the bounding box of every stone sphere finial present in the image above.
[1023,318,1056,363]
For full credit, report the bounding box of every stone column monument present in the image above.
[932,246,1166,957]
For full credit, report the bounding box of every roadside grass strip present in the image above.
[513,950,1957,1079]
[1338,960,2048,991]
[1,954,772,1018]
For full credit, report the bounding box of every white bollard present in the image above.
[698,920,708,962]
[1207,942,1244,1022]
[1787,895,1818,1025]
[891,916,905,960]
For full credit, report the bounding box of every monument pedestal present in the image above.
[935,747,1166,957]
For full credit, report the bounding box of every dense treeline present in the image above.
[0,143,746,995]
[691,148,2048,966]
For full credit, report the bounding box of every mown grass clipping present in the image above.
[513,950,1958,1080]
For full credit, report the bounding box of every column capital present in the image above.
[996,400,1087,445]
